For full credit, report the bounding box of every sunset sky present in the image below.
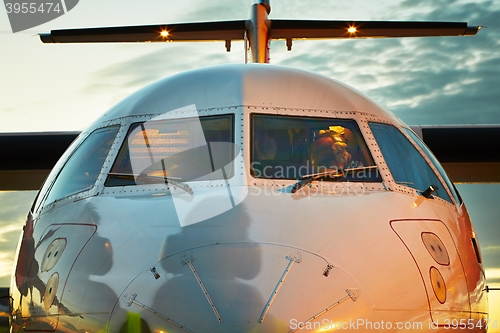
[1,0,499,329]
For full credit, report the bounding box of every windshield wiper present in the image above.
[291,166,379,193]
[107,172,194,195]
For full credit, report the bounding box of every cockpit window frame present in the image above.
[250,113,381,183]
[35,125,121,214]
[369,122,457,205]
[402,128,463,206]
[105,114,236,187]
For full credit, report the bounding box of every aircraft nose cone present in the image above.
[111,243,373,332]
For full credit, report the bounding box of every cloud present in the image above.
[0,192,36,224]
[411,0,497,23]
[486,268,500,284]
[0,192,37,285]
[456,185,500,250]
[482,246,500,270]
[0,229,23,252]
[399,0,459,9]
[378,2,500,124]
[84,42,244,97]
[179,0,249,22]
[70,0,500,135]
[276,1,500,125]
[79,1,500,127]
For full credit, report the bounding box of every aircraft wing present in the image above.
[39,21,247,43]
[0,132,80,191]
[1,126,499,191]
[39,20,479,44]
[410,125,500,185]
[270,20,479,39]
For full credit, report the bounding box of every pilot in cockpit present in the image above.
[311,126,363,171]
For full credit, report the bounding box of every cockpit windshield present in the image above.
[251,115,380,182]
[106,115,235,187]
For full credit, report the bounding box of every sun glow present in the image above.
[160,30,169,37]
[347,26,357,34]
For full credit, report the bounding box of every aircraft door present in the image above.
[391,220,470,323]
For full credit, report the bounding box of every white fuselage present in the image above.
[10,64,487,333]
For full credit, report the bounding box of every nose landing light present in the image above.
[43,273,59,309]
[421,232,450,265]
[41,238,67,272]
[430,267,447,303]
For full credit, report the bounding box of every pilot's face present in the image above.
[331,140,351,163]
[313,135,351,166]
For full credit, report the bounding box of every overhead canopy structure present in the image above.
[1,126,499,191]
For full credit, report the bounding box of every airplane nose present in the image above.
[110,243,374,333]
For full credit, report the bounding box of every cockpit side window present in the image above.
[369,123,452,203]
[251,115,380,182]
[106,115,235,186]
[44,126,119,205]
[403,128,462,205]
